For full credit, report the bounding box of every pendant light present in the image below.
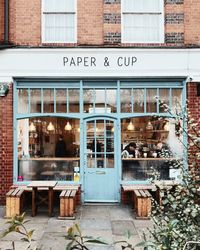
[164,122,170,131]
[47,122,55,131]
[65,121,72,131]
[127,121,135,131]
[146,121,153,130]
[29,122,36,132]
[111,126,114,132]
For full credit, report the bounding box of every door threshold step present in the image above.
[83,202,119,206]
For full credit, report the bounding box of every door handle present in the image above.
[96,171,106,175]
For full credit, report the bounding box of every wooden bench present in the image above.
[122,184,155,220]
[59,189,77,219]
[6,188,24,218]
[134,189,152,219]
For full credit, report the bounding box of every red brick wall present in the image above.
[0,0,4,43]
[3,0,200,47]
[77,0,103,45]
[0,84,13,205]
[184,0,200,46]
[187,83,200,168]
[9,0,41,46]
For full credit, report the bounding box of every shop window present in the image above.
[159,89,170,113]
[133,89,144,113]
[146,89,157,113]
[121,89,132,113]
[172,89,182,114]
[30,89,41,113]
[121,117,183,181]
[42,0,76,43]
[18,89,28,113]
[43,89,54,113]
[56,89,67,113]
[68,89,79,113]
[84,88,117,113]
[17,88,80,114]
[17,117,80,181]
[122,0,164,43]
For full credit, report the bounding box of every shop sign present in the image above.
[63,56,137,68]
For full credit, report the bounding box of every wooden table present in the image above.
[27,181,57,217]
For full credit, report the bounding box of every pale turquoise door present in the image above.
[84,118,119,202]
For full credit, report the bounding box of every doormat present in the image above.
[111,220,137,236]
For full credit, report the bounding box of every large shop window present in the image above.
[122,0,164,43]
[17,117,80,181]
[121,117,183,181]
[18,88,79,114]
[42,0,76,43]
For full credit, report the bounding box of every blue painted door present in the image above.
[84,118,119,202]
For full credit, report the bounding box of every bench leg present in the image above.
[48,187,54,217]
[32,188,37,217]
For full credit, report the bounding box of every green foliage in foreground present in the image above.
[1,212,35,250]
[146,102,200,250]
[65,223,108,250]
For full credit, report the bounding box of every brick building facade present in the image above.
[0,0,200,205]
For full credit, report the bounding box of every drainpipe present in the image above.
[4,0,9,44]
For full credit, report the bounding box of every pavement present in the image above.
[0,204,153,250]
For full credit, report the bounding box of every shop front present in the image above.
[15,79,185,202]
[1,48,198,203]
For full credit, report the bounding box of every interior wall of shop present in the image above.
[2,0,200,47]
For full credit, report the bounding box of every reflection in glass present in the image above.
[69,89,79,113]
[106,89,117,112]
[133,89,144,112]
[43,89,54,113]
[95,89,105,111]
[84,89,94,113]
[30,89,41,113]
[106,154,114,168]
[17,117,80,181]
[172,89,182,113]
[87,156,95,168]
[146,89,157,112]
[56,89,67,113]
[18,89,28,113]
[159,89,169,113]
[120,89,132,113]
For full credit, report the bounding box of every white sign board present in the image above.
[0,48,200,80]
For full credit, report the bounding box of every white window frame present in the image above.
[41,0,77,44]
[121,0,164,44]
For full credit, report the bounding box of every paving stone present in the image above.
[109,205,133,221]
[80,219,111,231]
[37,232,69,250]
[111,220,137,236]
[45,218,75,233]
[81,205,110,219]
[0,240,38,250]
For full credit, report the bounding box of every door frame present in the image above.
[82,115,120,203]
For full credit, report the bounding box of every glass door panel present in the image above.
[84,118,118,202]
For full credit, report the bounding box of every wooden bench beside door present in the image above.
[134,189,152,219]
[6,188,24,218]
[59,189,77,219]
[122,184,155,220]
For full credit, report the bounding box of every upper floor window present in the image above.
[122,0,164,43]
[42,0,76,43]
